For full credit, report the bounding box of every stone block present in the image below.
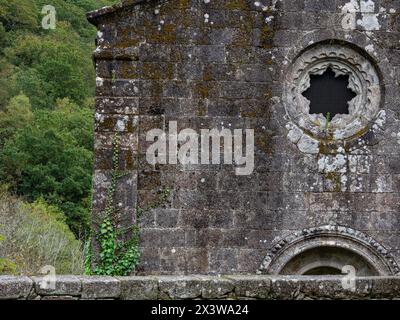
[158,276,203,299]
[81,276,121,299]
[195,276,235,299]
[227,275,271,299]
[118,276,158,300]
[33,276,81,297]
[0,276,33,300]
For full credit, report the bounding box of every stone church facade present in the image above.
[88,0,400,276]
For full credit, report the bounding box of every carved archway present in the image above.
[259,225,400,276]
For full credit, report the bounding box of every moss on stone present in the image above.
[194,83,211,99]
[224,0,249,10]
[147,24,177,44]
[261,25,274,48]
[324,172,341,192]
[100,117,116,131]
[256,135,274,155]
[142,63,174,80]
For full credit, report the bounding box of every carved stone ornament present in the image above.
[259,225,400,276]
[283,43,382,145]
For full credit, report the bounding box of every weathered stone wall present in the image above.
[88,0,400,275]
[3,275,400,300]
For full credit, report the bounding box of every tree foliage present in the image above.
[0,94,33,147]
[0,99,93,236]
[0,0,38,31]
[4,22,95,109]
[0,1,118,242]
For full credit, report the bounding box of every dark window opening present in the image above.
[303,266,342,275]
[280,246,379,276]
[302,67,357,119]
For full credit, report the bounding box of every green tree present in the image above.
[0,0,38,31]
[0,94,33,147]
[34,0,115,38]
[0,23,7,51]
[0,0,119,243]
[0,99,93,237]
[4,23,94,109]
[0,59,17,109]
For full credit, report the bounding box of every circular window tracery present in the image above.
[283,42,382,145]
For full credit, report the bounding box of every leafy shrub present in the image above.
[0,189,84,275]
[0,258,17,275]
[0,234,17,275]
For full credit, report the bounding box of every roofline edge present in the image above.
[86,0,149,25]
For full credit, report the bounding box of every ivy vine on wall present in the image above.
[85,134,140,276]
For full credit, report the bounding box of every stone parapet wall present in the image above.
[1,275,400,300]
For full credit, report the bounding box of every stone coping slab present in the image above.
[1,275,400,300]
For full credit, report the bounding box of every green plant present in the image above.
[87,135,140,276]
[0,94,33,148]
[0,257,17,275]
[84,236,92,275]
[0,192,84,275]
[0,233,17,275]
[325,112,331,131]
[111,69,116,84]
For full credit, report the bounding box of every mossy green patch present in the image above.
[324,172,342,192]
[224,0,249,10]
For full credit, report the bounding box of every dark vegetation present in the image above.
[0,0,118,274]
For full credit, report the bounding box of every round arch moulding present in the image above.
[258,225,400,276]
